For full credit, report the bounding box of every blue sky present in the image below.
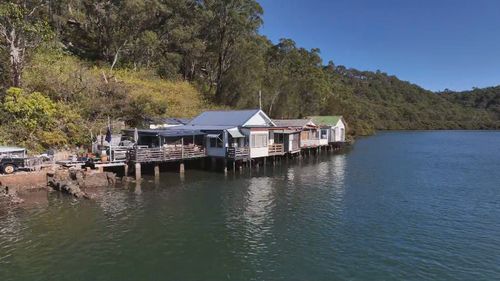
[258,0,500,91]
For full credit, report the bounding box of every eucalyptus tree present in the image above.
[0,0,52,87]
[201,0,263,102]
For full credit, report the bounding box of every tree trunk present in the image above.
[9,30,24,87]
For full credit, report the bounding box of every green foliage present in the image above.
[441,87,500,120]
[0,0,499,153]
[0,1,53,86]
[0,87,86,152]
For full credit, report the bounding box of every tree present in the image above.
[53,0,161,70]
[202,0,263,102]
[0,1,51,87]
[0,87,86,151]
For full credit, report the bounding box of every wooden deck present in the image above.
[226,147,250,159]
[130,145,206,163]
[268,143,285,156]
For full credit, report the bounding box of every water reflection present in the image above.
[243,177,275,228]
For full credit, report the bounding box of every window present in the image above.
[320,129,328,139]
[251,134,268,148]
[209,135,223,148]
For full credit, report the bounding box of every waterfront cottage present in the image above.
[122,128,206,162]
[309,116,347,143]
[273,119,320,148]
[268,127,301,155]
[183,109,276,160]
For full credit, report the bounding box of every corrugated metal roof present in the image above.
[273,119,315,128]
[176,125,237,131]
[188,109,261,126]
[147,117,191,125]
[227,128,245,138]
[123,129,205,137]
[308,116,343,126]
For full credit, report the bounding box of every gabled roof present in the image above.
[308,116,345,127]
[272,119,316,128]
[188,109,275,127]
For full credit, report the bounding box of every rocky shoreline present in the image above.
[1,168,119,206]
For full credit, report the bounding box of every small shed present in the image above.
[309,116,347,143]
[273,119,320,148]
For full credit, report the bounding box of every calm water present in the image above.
[1,131,500,281]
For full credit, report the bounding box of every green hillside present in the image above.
[0,0,498,151]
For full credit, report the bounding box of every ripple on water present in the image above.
[2,132,500,280]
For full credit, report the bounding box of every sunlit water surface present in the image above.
[1,131,500,280]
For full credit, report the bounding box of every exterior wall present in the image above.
[319,128,329,146]
[287,133,300,152]
[248,130,269,158]
[269,131,275,145]
[206,131,228,157]
[300,129,320,148]
[332,120,346,142]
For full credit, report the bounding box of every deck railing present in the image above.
[226,147,250,159]
[268,143,285,155]
[129,145,206,163]
[300,139,320,147]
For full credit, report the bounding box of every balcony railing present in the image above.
[129,145,206,163]
[300,139,320,147]
[227,147,250,159]
[268,143,285,155]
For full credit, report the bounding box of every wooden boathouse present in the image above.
[309,116,347,143]
[101,110,348,179]
[273,119,322,149]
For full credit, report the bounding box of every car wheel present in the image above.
[3,164,15,174]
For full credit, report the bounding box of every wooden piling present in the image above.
[179,162,185,174]
[154,164,160,177]
[135,163,142,180]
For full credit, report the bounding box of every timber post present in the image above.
[135,163,142,181]
[154,164,160,177]
[179,162,185,174]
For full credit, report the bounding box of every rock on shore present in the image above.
[48,169,117,198]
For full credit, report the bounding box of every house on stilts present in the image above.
[181,109,276,161]
[272,119,322,149]
[308,116,347,144]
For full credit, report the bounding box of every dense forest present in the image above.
[0,0,498,151]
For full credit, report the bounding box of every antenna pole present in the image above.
[259,90,262,109]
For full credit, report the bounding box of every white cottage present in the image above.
[182,109,276,159]
[309,116,347,143]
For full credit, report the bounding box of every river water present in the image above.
[1,131,500,281]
